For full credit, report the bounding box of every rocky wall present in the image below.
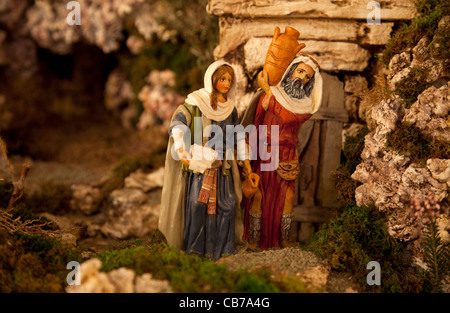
[352,30,449,263]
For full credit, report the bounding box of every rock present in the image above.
[437,215,450,244]
[109,187,149,209]
[124,167,165,192]
[135,273,173,293]
[108,267,135,293]
[66,258,173,293]
[133,2,177,42]
[295,263,330,289]
[100,188,159,239]
[410,37,447,84]
[388,36,448,91]
[402,83,450,142]
[70,184,101,215]
[66,258,116,293]
[388,51,412,81]
[344,95,359,122]
[61,233,77,246]
[137,70,184,131]
[126,35,145,54]
[371,98,403,135]
[0,0,28,30]
[39,212,81,244]
[104,68,135,129]
[344,75,368,124]
[229,63,248,115]
[344,75,368,95]
[352,78,449,245]
[427,159,450,188]
[25,1,81,55]
[25,0,134,54]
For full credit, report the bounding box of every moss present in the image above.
[0,231,84,293]
[305,205,410,292]
[380,0,448,67]
[394,67,430,109]
[96,234,319,293]
[20,182,73,215]
[386,122,450,167]
[331,126,369,207]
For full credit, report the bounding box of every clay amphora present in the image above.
[263,26,305,86]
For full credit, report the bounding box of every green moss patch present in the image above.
[96,234,319,293]
[394,67,430,109]
[380,0,448,67]
[305,205,411,292]
[386,122,450,167]
[0,231,83,293]
[331,126,369,207]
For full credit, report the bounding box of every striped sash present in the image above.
[198,168,218,215]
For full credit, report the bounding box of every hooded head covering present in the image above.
[185,60,237,121]
[270,54,323,115]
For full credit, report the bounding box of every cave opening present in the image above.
[0,42,149,167]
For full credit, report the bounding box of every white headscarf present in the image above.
[185,60,236,122]
[270,55,323,115]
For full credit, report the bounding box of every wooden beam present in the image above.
[215,17,393,58]
[207,0,418,20]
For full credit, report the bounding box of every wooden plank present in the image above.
[207,0,418,20]
[293,205,338,223]
[214,17,393,58]
[310,108,348,123]
[317,72,344,208]
[297,122,320,206]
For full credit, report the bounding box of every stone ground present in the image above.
[219,245,358,293]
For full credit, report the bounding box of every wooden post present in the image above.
[295,72,347,241]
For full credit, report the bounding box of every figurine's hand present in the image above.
[257,69,270,94]
[258,70,272,111]
[211,160,223,169]
[177,148,191,166]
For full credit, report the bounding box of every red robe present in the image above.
[244,92,311,250]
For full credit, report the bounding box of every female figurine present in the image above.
[158,61,250,260]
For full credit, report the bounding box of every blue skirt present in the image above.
[184,170,236,260]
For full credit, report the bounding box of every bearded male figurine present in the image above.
[242,53,323,250]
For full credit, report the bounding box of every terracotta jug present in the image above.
[263,26,305,86]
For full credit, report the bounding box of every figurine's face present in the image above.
[215,72,232,95]
[291,62,315,86]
